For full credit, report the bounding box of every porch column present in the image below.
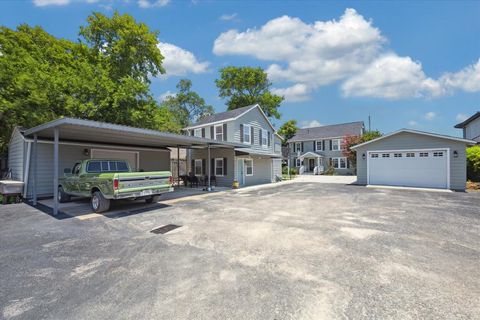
[53,127,59,216]
[207,144,211,191]
[33,134,38,206]
[317,157,320,174]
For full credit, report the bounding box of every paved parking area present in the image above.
[0,181,479,319]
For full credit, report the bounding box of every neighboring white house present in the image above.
[184,104,283,187]
[352,129,476,191]
[455,111,480,143]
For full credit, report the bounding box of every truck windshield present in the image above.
[86,161,130,173]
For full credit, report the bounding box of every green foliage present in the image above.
[466,145,480,181]
[278,120,298,146]
[282,166,298,175]
[342,130,383,167]
[0,12,179,153]
[215,66,283,119]
[161,79,214,128]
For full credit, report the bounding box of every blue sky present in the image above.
[1,0,479,136]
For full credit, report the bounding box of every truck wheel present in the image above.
[58,186,71,203]
[145,195,160,204]
[91,191,110,213]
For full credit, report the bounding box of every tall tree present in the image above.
[278,120,298,146]
[215,66,283,119]
[161,79,214,128]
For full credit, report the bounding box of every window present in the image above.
[316,141,323,151]
[194,159,202,175]
[194,128,202,137]
[406,153,415,157]
[86,161,101,173]
[115,161,129,172]
[332,157,347,169]
[274,142,281,153]
[382,153,390,158]
[215,125,223,141]
[261,129,268,146]
[295,158,301,167]
[394,153,402,158]
[245,159,253,176]
[371,153,379,158]
[295,143,301,152]
[433,152,444,157]
[332,139,341,151]
[419,152,429,157]
[86,160,130,173]
[243,124,251,144]
[215,158,224,176]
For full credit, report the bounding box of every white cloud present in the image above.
[219,13,238,21]
[300,120,322,128]
[440,59,480,93]
[424,111,436,121]
[272,84,310,102]
[33,0,69,6]
[157,42,209,77]
[213,8,480,101]
[456,113,469,122]
[138,0,170,8]
[159,90,176,102]
[408,121,418,126]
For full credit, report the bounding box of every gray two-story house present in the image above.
[455,111,480,143]
[184,104,283,187]
[287,121,365,175]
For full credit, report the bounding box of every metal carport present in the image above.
[23,117,246,216]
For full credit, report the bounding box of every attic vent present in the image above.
[150,224,181,234]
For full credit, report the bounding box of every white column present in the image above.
[33,134,38,206]
[53,128,59,216]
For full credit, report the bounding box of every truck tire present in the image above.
[58,186,71,203]
[91,191,110,213]
[145,195,160,204]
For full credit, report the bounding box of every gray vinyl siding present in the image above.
[464,117,480,142]
[272,159,282,180]
[25,143,171,198]
[189,148,235,187]
[242,156,273,186]
[354,132,468,190]
[8,128,25,181]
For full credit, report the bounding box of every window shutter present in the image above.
[259,130,263,146]
[301,142,304,152]
[268,132,271,146]
[329,140,332,150]
[346,159,350,169]
[201,128,205,138]
[191,159,195,174]
[211,158,214,176]
[202,159,206,175]
[322,140,325,151]
[223,123,227,141]
[223,157,227,175]
[240,124,244,142]
[210,126,214,139]
[313,141,316,151]
[190,130,194,136]
[251,126,254,144]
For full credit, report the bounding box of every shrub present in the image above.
[466,145,480,181]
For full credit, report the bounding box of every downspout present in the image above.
[23,142,31,197]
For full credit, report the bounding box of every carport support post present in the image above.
[177,146,180,188]
[33,134,38,206]
[53,128,59,216]
[207,144,211,191]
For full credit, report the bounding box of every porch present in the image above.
[297,152,325,175]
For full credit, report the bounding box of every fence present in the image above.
[170,159,187,186]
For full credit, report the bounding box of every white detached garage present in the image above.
[352,129,476,191]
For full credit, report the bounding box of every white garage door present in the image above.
[91,149,138,171]
[368,149,448,189]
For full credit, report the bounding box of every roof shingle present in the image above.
[288,121,364,142]
[186,104,257,128]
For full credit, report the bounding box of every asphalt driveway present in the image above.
[0,182,479,319]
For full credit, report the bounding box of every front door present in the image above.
[309,158,315,172]
[237,159,245,185]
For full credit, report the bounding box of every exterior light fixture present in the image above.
[453,150,458,158]
[362,153,366,159]
[83,148,90,156]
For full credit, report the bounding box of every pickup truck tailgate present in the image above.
[116,171,172,196]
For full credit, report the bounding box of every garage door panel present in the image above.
[368,150,448,189]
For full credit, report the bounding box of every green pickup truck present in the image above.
[59,159,174,212]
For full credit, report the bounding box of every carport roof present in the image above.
[351,129,477,150]
[23,117,247,149]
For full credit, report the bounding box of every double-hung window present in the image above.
[332,139,342,151]
[315,141,323,151]
[295,143,301,152]
[261,129,268,147]
[194,159,202,176]
[245,159,253,176]
[332,157,347,169]
[215,158,224,176]
[194,128,202,137]
[215,125,223,141]
[243,124,251,144]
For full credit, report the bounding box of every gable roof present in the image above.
[351,129,476,150]
[454,111,480,128]
[288,121,364,142]
[184,104,276,132]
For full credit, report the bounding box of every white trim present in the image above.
[243,124,252,145]
[194,159,203,176]
[214,157,224,176]
[91,148,140,171]
[183,118,234,130]
[331,138,342,151]
[331,156,347,169]
[366,148,450,189]
[245,158,253,176]
[214,124,224,141]
[315,140,323,151]
[352,129,475,150]
[193,128,202,137]
[261,128,268,147]
[288,136,349,143]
